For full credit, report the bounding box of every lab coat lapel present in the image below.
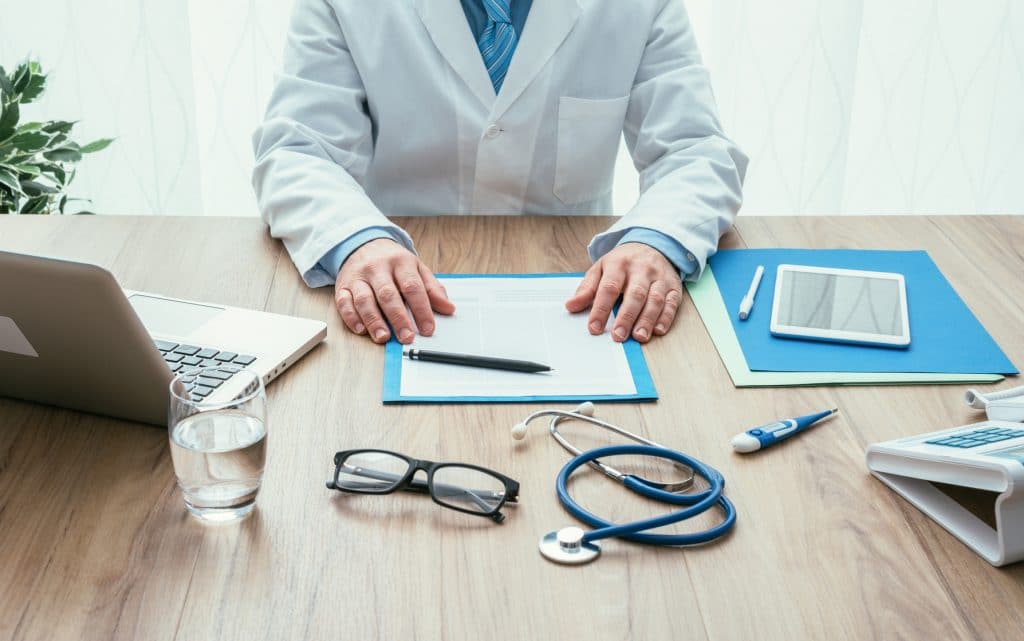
[412,0,496,108]
[490,0,582,119]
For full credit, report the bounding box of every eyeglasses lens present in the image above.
[431,466,507,514]
[335,451,410,492]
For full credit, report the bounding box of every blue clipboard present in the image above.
[382,273,658,404]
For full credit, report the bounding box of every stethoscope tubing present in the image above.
[555,444,737,546]
[542,409,696,491]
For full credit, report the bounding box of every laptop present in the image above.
[0,250,327,426]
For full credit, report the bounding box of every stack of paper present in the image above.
[383,274,657,403]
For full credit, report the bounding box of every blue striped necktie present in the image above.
[477,0,518,93]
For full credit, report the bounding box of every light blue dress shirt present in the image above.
[318,0,698,280]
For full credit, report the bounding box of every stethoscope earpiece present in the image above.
[576,401,596,417]
[512,402,598,441]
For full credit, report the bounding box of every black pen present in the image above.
[403,348,551,373]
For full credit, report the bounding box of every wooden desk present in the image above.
[1,215,1023,641]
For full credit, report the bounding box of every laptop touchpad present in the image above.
[128,294,224,337]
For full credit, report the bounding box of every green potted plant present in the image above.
[0,60,113,214]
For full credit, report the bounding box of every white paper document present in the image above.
[387,275,655,401]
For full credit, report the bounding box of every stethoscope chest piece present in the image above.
[539,526,601,565]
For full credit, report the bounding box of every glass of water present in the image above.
[168,366,267,523]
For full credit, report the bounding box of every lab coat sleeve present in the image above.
[251,0,415,288]
[587,0,748,280]
[617,227,698,276]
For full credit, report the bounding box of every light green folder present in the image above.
[686,268,1003,388]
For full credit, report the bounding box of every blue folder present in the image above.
[708,249,1017,375]
[382,273,658,404]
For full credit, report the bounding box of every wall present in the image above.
[1,0,1022,216]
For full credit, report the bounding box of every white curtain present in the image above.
[1,0,1021,216]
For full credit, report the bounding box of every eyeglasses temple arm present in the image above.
[327,467,432,494]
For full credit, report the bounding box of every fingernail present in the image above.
[590,322,603,334]
[613,327,627,341]
[421,323,434,335]
[354,323,365,334]
[400,328,414,343]
[374,329,389,342]
[655,324,666,334]
[635,327,649,340]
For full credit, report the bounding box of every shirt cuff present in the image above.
[617,227,698,277]
[318,227,402,279]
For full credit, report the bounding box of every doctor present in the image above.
[253,0,746,345]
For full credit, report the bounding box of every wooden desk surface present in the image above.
[1,215,1023,641]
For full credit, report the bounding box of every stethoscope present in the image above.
[512,402,736,565]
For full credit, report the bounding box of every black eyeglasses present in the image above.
[326,449,520,523]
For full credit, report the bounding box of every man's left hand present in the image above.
[565,243,684,343]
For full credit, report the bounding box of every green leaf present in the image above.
[42,120,76,135]
[0,65,12,98]
[11,62,31,94]
[13,163,41,178]
[4,154,34,166]
[43,148,82,163]
[11,61,41,97]
[20,72,46,104]
[9,131,50,153]
[36,163,65,184]
[20,194,50,214]
[0,166,21,194]
[80,138,113,154]
[0,100,18,142]
[59,194,67,214]
[20,180,58,197]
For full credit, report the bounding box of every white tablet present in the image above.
[769,265,910,348]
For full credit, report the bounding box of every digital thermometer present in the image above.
[731,408,839,453]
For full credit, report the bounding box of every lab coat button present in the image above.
[485,124,501,139]
[686,253,695,263]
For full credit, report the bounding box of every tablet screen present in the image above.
[777,270,904,336]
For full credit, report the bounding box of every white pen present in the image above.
[738,265,765,321]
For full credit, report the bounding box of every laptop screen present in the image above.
[128,294,223,337]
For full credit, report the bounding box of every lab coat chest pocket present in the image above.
[554,95,630,205]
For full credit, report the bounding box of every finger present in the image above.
[350,279,391,343]
[587,263,626,335]
[368,270,417,344]
[419,263,455,316]
[393,259,435,336]
[565,263,602,313]
[653,287,684,335]
[335,287,366,335]
[632,280,667,343]
[611,278,651,343]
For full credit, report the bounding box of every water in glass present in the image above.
[170,410,267,522]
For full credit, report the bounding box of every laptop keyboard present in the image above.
[155,340,257,401]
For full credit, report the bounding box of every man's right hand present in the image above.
[334,239,455,344]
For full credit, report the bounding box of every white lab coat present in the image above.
[253,0,747,287]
